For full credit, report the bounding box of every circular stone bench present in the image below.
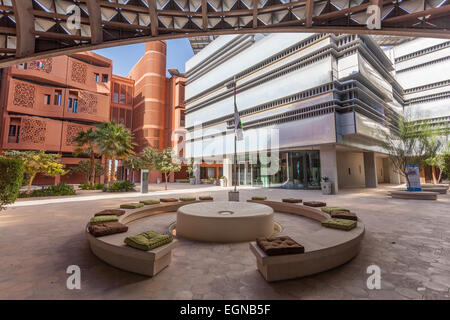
[86,201,202,276]
[389,191,439,200]
[247,200,365,281]
[421,187,448,194]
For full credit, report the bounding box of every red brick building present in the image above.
[0,52,112,184]
[0,42,190,185]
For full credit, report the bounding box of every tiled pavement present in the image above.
[0,184,449,300]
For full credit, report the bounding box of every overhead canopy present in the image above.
[0,0,449,66]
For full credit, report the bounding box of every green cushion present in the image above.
[140,200,160,205]
[322,218,357,231]
[120,203,144,209]
[124,231,173,251]
[252,196,267,200]
[90,215,118,225]
[321,206,350,214]
[179,197,196,202]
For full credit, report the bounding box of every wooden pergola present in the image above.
[0,0,449,67]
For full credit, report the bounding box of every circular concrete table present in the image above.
[176,201,274,243]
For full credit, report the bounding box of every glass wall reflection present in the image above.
[233,150,321,189]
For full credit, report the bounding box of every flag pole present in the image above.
[233,76,237,193]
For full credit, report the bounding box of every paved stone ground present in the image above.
[0,184,449,300]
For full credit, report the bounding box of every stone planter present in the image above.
[189,177,195,185]
[220,179,227,187]
[228,191,239,201]
[320,181,332,195]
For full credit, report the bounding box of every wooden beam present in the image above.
[12,0,35,58]
[148,0,159,36]
[32,31,91,41]
[0,27,16,34]
[383,4,450,23]
[253,0,258,28]
[202,0,207,30]
[305,0,314,27]
[86,0,103,44]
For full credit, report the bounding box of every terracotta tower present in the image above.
[129,40,167,153]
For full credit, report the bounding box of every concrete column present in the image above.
[387,159,401,185]
[363,152,378,188]
[223,157,233,187]
[319,146,339,194]
[193,162,201,184]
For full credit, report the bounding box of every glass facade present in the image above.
[232,150,321,189]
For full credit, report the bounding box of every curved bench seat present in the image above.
[247,199,364,281]
[249,219,365,281]
[421,187,447,194]
[86,201,202,276]
[247,200,330,222]
[389,191,438,200]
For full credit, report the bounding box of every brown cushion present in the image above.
[199,196,213,201]
[88,222,128,237]
[256,236,305,256]
[303,201,326,207]
[330,210,357,221]
[282,198,302,203]
[160,198,178,202]
[94,209,126,217]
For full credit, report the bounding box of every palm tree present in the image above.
[96,121,135,184]
[72,128,98,185]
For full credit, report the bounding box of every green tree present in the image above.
[380,116,440,190]
[143,147,181,190]
[0,157,24,211]
[186,158,194,178]
[5,150,67,193]
[425,142,450,183]
[123,155,145,183]
[95,121,135,184]
[69,160,105,183]
[72,128,98,185]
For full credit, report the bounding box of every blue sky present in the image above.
[94,38,194,77]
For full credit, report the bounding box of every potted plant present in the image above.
[219,176,227,187]
[320,176,332,195]
[186,159,195,185]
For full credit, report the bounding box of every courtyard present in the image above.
[1,184,449,300]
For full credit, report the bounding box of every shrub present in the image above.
[18,183,75,198]
[80,182,104,190]
[176,179,190,183]
[0,157,25,210]
[103,181,135,192]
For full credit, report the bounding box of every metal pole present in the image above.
[234,133,237,192]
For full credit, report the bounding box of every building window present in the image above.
[180,110,185,127]
[73,99,78,113]
[102,74,108,83]
[113,83,119,103]
[68,97,73,110]
[120,85,126,104]
[44,94,51,105]
[54,90,62,106]
[126,86,132,105]
[8,125,16,136]
[95,73,100,82]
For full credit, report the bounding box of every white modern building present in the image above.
[184,33,448,192]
